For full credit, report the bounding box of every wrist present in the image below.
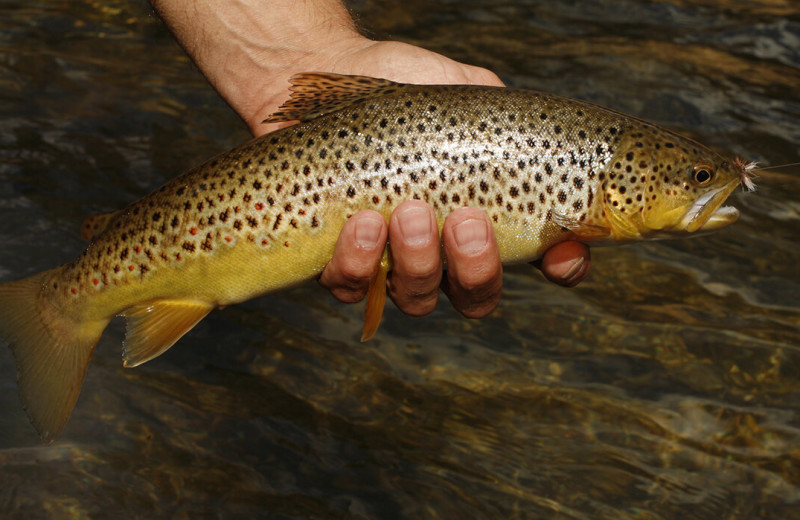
[150,0,368,135]
[246,32,371,135]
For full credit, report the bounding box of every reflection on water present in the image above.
[1,0,799,518]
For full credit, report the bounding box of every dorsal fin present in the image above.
[263,73,401,124]
[81,209,125,241]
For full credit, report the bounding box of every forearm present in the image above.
[149,0,363,133]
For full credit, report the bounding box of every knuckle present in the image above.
[336,259,375,286]
[399,257,441,281]
[454,265,501,294]
[388,278,440,316]
[458,297,500,319]
[397,292,439,317]
[330,287,367,304]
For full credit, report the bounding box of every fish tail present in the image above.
[0,268,108,442]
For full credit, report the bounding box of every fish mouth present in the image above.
[677,179,740,233]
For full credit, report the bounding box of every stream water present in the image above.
[1,1,799,518]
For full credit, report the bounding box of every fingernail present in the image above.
[453,218,489,255]
[397,206,432,246]
[355,216,383,248]
[560,257,586,285]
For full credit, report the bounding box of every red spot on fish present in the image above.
[92,278,99,286]
[176,253,182,261]
[128,265,135,271]
[133,245,141,254]
[298,209,306,215]
[190,227,198,235]
[284,241,290,247]
[71,287,78,295]
[224,236,232,243]
[254,202,264,210]
[261,239,268,246]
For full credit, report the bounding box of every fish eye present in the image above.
[691,164,714,185]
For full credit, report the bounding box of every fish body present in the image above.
[0,73,752,441]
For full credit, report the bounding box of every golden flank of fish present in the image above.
[0,74,755,441]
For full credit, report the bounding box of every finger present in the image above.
[319,210,387,303]
[441,208,503,318]
[461,66,505,87]
[532,241,591,287]
[386,201,442,316]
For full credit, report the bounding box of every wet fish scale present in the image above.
[64,85,625,306]
[0,73,750,441]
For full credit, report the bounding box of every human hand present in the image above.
[320,203,591,320]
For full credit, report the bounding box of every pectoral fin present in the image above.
[603,205,642,241]
[122,300,214,367]
[551,211,612,241]
[361,248,392,342]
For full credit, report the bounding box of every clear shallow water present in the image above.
[1,1,799,518]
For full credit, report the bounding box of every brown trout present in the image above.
[0,73,755,441]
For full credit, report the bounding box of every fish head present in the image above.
[600,131,754,240]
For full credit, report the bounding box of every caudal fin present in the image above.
[0,269,108,442]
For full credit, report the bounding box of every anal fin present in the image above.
[361,248,392,342]
[122,300,214,368]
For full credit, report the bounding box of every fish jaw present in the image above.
[638,178,741,240]
[677,178,740,233]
